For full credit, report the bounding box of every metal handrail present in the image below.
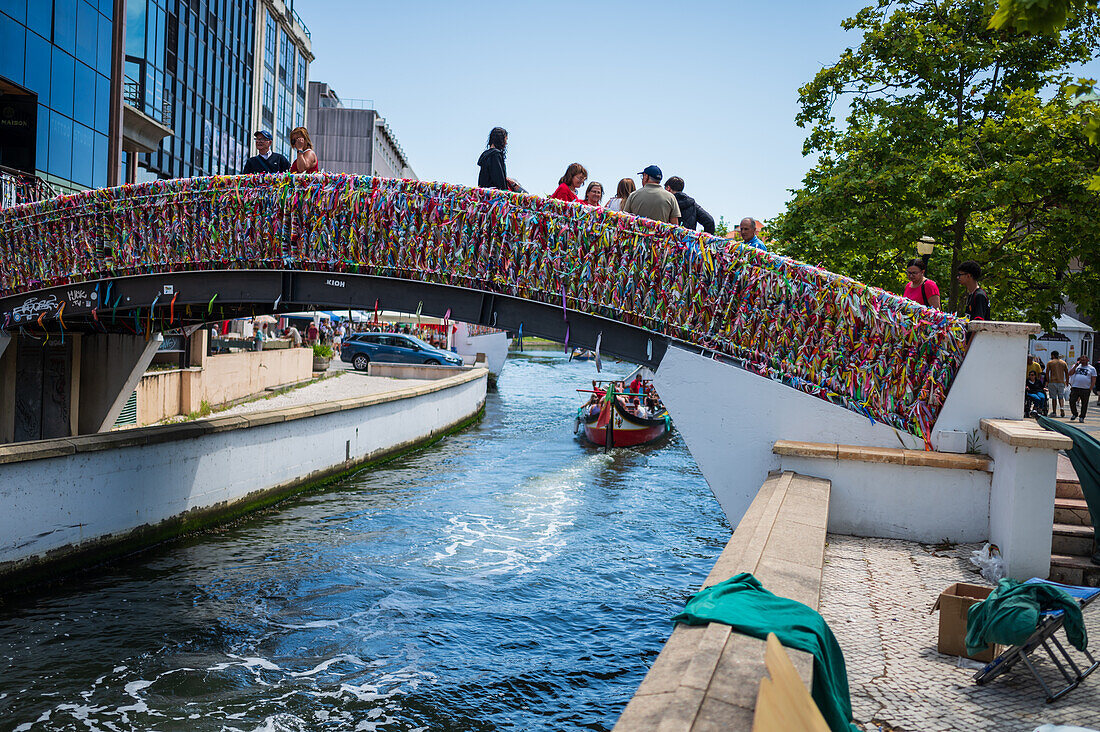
[0,166,58,209]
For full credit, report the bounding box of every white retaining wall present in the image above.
[777,456,991,543]
[0,370,487,578]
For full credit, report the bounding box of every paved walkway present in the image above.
[1044,392,1100,439]
[160,371,434,423]
[820,534,1100,732]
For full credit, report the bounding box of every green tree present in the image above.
[771,0,1100,325]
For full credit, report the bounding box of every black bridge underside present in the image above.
[0,270,676,368]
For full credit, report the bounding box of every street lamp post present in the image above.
[917,236,936,268]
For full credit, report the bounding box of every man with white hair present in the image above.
[737,217,767,251]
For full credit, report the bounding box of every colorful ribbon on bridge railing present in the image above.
[0,173,970,438]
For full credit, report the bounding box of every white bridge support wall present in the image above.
[931,322,1041,448]
[654,346,922,526]
[657,323,1065,580]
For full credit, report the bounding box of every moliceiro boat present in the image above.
[575,370,670,448]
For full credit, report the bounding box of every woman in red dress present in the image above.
[550,163,587,203]
[290,126,319,173]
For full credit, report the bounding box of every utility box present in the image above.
[931,582,999,662]
[936,429,969,454]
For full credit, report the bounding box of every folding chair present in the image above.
[973,578,1100,702]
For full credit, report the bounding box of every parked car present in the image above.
[340,332,463,371]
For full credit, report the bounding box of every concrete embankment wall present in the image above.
[137,348,314,425]
[0,369,487,589]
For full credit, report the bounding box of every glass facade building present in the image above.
[125,0,256,180]
[254,0,310,161]
[0,0,115,193]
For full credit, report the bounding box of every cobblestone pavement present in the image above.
[820,534,1100,732]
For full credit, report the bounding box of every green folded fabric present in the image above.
[672,572,858,732]
[965,578,1087,655]
[1038,415,1100,562]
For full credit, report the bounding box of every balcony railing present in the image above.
[123,77,173,122]
[0,165,58,210]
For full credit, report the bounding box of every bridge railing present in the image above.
[0,173,969,440]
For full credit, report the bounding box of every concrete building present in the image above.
[251,0,312,162]
[307,81,416,179]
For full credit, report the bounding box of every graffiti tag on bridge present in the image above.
[65,288,98,309]
[12,295,59,322]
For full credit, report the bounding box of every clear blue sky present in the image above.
[300,0,1098,226]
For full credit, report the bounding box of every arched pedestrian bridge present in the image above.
[0,173,969,442]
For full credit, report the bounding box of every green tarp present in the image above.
[965,578,1086,655]
[671,572,858,732]
[1037,415,1100,563]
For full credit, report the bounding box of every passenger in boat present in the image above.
[550,163,588,203]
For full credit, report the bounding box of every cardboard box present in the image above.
[931,582,999,662]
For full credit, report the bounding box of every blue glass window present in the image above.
[97,12,111,74]
[73,61,95,128]
[76,0,97,63]
[35,104,48,172]
[23,30,51,102]
[26,0,49,38]
[71,121,93,186]
[92,131,107,187]
[0,0,26,24]
[125,0,144,57]
[47,110,73,180]
[94,71,109,131]
[50,47,74,118]
[0,11,25,84]
[54,0,77,53]
[98,0,111,19]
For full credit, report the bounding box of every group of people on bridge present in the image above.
[476,127,768,252]
[241,124,1003,325]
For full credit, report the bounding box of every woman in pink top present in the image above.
[550,163,587,203]
[903,258,941,309]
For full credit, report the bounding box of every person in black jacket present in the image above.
[242,130,291,174]
[664,176,715,234]
[477,127,522,192]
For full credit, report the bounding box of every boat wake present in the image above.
[430,452,613,575]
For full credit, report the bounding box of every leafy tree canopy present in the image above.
[771,0,1100,327]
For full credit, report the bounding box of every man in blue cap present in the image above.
[242,130,291,174]
[623,164,680,224]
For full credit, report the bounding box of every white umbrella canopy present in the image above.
[253,314,277,325]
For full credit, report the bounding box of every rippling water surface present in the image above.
[0,353,730,731]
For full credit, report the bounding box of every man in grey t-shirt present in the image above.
[623,165,680,224]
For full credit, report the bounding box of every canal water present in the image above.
[0,353,730,731]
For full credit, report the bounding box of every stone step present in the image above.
[1054,498,1093,527]
[1049,554,1100,587]
[1057,479,1085,500]
[1056,453,1084,500]
[1052,523,1096,557]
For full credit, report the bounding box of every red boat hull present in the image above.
[582,421,667,447]
[579,399,670,447]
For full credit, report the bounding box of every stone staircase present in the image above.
[1049,455,1099,586]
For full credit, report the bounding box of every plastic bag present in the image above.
[970,542,1005,583]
